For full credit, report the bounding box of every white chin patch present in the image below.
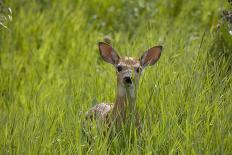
[118,84,135,98]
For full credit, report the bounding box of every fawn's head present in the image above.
[99,42,162,97]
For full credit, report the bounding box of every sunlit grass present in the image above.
[0,0,231,154]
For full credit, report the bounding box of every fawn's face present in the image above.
[116,57,141,88]
[98,42,162,95]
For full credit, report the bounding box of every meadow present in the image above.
[0,0,232,154]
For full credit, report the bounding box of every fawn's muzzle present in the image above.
[124,76,132,84]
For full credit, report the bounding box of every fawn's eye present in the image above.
[116,65,122,72]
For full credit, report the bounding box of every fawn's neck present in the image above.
[112,84,137,120]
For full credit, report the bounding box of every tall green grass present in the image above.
[0,0,231,154]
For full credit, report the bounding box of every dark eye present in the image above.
[116,65,122,72]
[136,67,141,73]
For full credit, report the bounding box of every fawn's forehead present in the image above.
[118,57,140,67]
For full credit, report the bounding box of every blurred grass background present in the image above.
[0,0,232,154]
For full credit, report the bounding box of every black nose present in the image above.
[124,77,132,84]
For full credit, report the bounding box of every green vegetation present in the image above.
[0,0,231,154]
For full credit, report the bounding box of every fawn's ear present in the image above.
[140,45,162,67]
[98,42,120,65]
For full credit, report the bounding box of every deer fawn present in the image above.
[85,41,162,132]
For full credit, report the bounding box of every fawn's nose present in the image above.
[124,76,132,84]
